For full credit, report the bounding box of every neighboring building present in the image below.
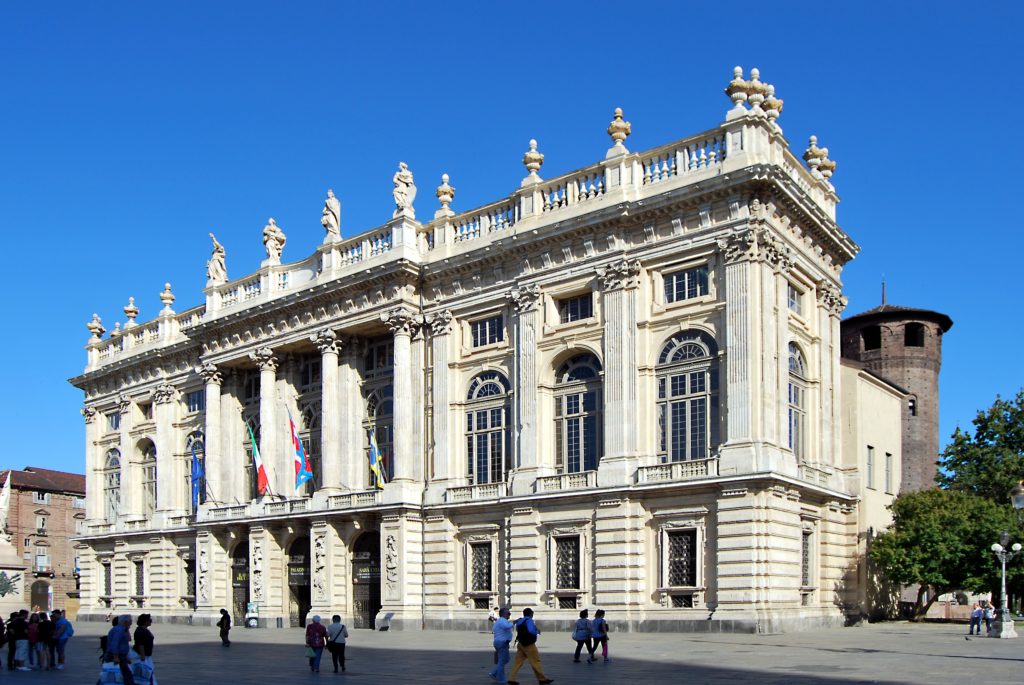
[839,304,952,492]
[71,68,902,632]
[1,467,86,613]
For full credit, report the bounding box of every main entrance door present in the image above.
[288,537,311,628]
[231,542,250,623]
[30,580,50,611]
[351,533,381,629]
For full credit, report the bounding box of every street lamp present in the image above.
[990,540,1022,639]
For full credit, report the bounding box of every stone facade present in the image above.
[71,68,899,632]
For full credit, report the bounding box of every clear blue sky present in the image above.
[1,2,1019,475]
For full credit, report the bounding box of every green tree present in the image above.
[938,390,1024,501]
[869,489,1021,619]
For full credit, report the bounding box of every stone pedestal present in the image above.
[991,612,1019,639]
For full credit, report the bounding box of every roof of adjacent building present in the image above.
[1,467,85,495]
[842,304,953,332]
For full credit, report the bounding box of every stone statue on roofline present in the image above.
[207,233,228,284]
[321,189,341,242]
[262,218,287,264]
[392,162,416,219]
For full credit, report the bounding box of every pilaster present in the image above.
[378,513,424,630]
[82,407,103,522]
[508,505,542,609]
[198,363,224,504]
[508,285,542,495]
[117,394,138,519]
[313,330,343,493]
[152,384,178,513]
[426,311,454,501]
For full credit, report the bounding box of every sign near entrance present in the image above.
[288,563,310,586]
[232,568,249,588]
[353,562,380,584]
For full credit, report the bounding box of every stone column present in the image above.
[152,383,178,513]
[312,330,343,493]
[381,308,420,500]
[507,285,542,496]
[116,394,137,519]
[198,362,224,505]
[426,310,453,501]
[337,338,363,491]
[250,348,284,497]
[817,283,847,468]
[596,259,641,487]
[81,407,103,523]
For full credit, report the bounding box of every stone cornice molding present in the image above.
[311,329,342,356]
[596,258,642,291]
[381,307,420,336]
[815,280,847,316]
[81,406,97,424]
[249,346,279,372]
[425,309,453,336]
[196,362,223,385]
[152,383,177,404]
[507,284,542,313]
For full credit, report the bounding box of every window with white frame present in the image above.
[141,441,157,517]
[103,448,121,522]
[106,412,120,432]
[468,541,493,593]
[656,331,720,462]
[664,265,709,304]
[35,547,50,572]
[787,283,803,316]
[466,372,511,484]
[885,452,894,494]
[185,389,205,413]
[33,491,51,505]
[866,445,875,490]
[554,354,603,473]
[557,293,593,323]
[72,496,86,509]
[788,343,808,461]
[470,315,504,347]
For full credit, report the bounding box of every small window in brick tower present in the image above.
[862,326,881,351]
[904,322,925,347]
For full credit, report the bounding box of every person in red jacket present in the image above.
[304,615,328,673]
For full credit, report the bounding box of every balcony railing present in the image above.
[446,482,507,502]
[326,490,381,509]
[798,463,834,487]
[536,471,597,493]
[637,457,719,484]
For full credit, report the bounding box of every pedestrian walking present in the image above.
[968,603,983,636]
[305,614,327,673]
[217,609,232,646]
[133,613,157,685]
[591,609,609,662]
[52,609,73,670]
[507,608,553,685]
[571,609,595,663]
[325,614,348,673]
[100,614,135,685]
[488,607,514,684]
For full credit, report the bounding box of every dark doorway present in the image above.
[30,580,50,611]
[231,542,250,624]
[351,533,381,629]
[288,537,311,627]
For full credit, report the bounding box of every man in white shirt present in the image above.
[488,607,514,684]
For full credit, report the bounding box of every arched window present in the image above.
[364,385,394,486]
[656,331,720,462]
[300,400,322,494]
[140,441,157,517]
[554,353,603,473]
[466,371,511,484]
[186,431,206,509]
[103,448,121,522]
[788,342,808,461]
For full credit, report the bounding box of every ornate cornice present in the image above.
[425,309,453,336]
[196,361,223,385]
[596,258,642,291]
[507,284,542,313]
[381,307,421,336]
[311,329,342,356]
[249,347,278,372]
[152,383,177,404]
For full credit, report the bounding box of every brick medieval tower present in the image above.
[840,302,953,492]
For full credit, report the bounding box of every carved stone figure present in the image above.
[198,546,209,603]
[392,162,417,218]
[313,534,327,601]
[251,539,264,601]
[207,233,228,284]
[321,190,341,240]
[262,218,287,263]
[384,534,398,596]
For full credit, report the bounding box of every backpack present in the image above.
[515,618,537,646]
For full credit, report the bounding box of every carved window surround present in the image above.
[800,516,819,603]
[457,524,500,608]
[650,257,719,314]
[652,506,707,608]
[541,519,591,607]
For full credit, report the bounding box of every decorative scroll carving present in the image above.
[311,329,342,356]
[425,309,453,336]
[381,307,420,336]
[249,347,278,372]
[196,361,223,385]
[152,383,176,405]
[596,258,642,291]
[117,394,132,416]
[506,284,541,313]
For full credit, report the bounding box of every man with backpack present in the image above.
[507,608,553,685]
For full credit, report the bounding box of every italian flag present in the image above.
[245,419,269,495]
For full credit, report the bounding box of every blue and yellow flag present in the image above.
[367,428,386,490]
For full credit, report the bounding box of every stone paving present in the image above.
[10,620,1024,685]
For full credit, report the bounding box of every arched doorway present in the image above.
[231,542,250,623]
[351,533,381,629]
[288,537,311,627]
[30,580,50,611]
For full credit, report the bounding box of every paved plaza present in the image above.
[11,620,1024,685]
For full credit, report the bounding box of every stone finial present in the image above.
[435,173,455,210]
[87,313,106,340]
[110,322,122,338]
[762,84,783,124]
[606,107,632,153]
[159,282,176,314]
[819,153,836,180]
[747,67,767,114]
[123,297,139,328]
[522,139,544,178]
[725,66,749,110]
[803,136,826,177]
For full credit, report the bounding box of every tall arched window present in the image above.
[554,353,603,473]
[186,431,206,510]
[788,342,808,461]
[300,400,322,494]
[365,385,394,486]
[466,371,511,484]
[103,448,121,522]
[140,441,157,517]
[656,331,720,462]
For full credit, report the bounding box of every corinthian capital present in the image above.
[425,310,454,336]
[152,383,177,405]
[117,393,132,415]
[381,307,420,336]
[196,361,223,385]
[249,347,279,372]
[596,258,642,291]
[311,329,342,355]
[816,280,848,316]
[81,406,97,424]
[507,284,542,313]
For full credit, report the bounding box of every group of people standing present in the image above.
[968,603,996,636]
[1,609,74,672]
[488,607,611,684]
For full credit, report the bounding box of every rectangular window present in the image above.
[106,412,121,432]
[557,293,593,323]
[470,315,504,347]
[787,283,803,316]
[885,452,893,494]
[666,530,697,587]
[73,496,86,509]
[801,530,813,587]
[554,537,581,590]
[102,562,112,596]
[33,491,51,504]
[242,372,260,405]
[866,446,875,490]
[139,403,153,421]
[664,265,709,303]
[185,558,197,599]
[469,542,492,592]
[185,390,205,413]
[300,357,322,391]
[134,559,145,596]
[35,548,50,572]
[35,516,47,532]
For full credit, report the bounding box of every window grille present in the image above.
[666,530,697,586]
[671,594,693,608]
[554,537,580,589]
[558,596,578,609]
[801,530,812,587]
[134,559,145,597]
[470,543,492,592]
[557,294,593,323]
[664,265,709,303]
[470,315,504,347]
[185,558,196,598]
[102,562,112,596]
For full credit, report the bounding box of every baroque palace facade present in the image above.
[71,68,904,632]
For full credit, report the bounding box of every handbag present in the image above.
[304,646,316,658]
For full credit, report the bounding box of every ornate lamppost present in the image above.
[991,484,1024,641]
